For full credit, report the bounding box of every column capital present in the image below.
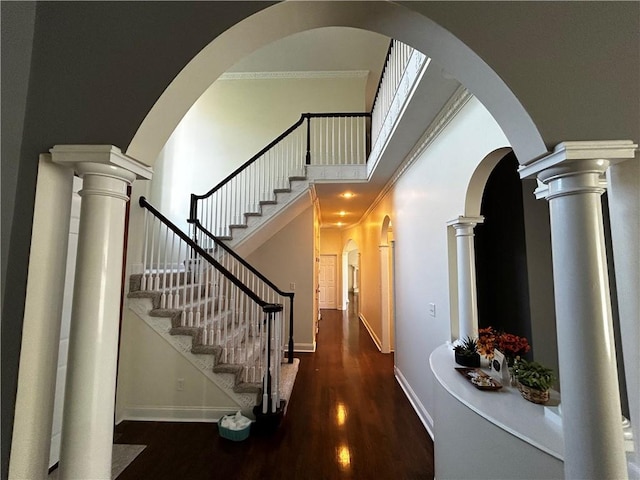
[518,140,637,179]
[447,216,484,229]
[50,145,153,181]
[518,140,637,201]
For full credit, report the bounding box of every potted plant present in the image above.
[513,358,556,404]
[453,336,480,367]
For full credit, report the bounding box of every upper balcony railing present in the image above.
[369,39,429,168]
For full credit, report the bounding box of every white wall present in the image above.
[345,96,510,432]
[150,75,367,231]
[246,206,316,351]
[115,308,240,423]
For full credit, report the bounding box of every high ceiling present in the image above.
[224,27,461,231]
[228,27,390,111]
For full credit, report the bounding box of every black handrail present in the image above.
[140,196,273,310]
[191,219,295,363]
[189,115,307,221]
[370,39,394,117]
[305,112,371,118]
[190,111,372,220]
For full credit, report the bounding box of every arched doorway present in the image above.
[342,239,360,316]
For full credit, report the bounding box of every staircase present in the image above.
[128,198,297,419]
[189,112,370,251]
[123,38,426,425]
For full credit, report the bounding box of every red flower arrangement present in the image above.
[477,326,530,363]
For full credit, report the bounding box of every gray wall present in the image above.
[1,3,274,476]
[402,1,640,147]
[1,4,37,478]
[2,2,638,476]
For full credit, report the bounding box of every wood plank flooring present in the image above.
[115,303,434,479]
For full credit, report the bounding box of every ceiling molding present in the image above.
[219,70,370,81]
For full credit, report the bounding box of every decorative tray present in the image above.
[455,368,503,391]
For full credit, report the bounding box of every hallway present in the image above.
[114,306,434,479]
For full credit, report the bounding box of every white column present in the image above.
[606,159,640,473]
[9,156,74,480]
[519,140,637,480]
[379,244,391,353]
[447,216,483,341]
[50,145,152,480]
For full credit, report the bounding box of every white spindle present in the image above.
[148,218,157,290]
[141,209,149,291]
[167,231,176,309]
[160,225,170,307]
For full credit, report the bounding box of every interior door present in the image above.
[319,254,337,309]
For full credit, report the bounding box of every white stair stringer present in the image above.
[128,296,300,418]
[129,297,258,412]
[226,176,312,258]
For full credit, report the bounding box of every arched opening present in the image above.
[475,153,533,344]
[126,2,546,167]
[473,152,557,375]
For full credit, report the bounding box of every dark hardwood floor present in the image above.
[115,300,434,479]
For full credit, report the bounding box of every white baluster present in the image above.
[148,217,157,290]
[167,231,176,309]
[178,240,186,325]
[154,220,163,291]
[141,208,149,291]
[160,225,169,308]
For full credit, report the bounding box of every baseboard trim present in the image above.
[359,313,382,352]
[121,405,239,423]
[394,366,435,440]
[294,342,316,352]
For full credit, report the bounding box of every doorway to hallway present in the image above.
[319,254,337,309]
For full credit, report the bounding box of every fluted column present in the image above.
[50,145,151,480]
[519,140,637,480]
[447,216,483,341]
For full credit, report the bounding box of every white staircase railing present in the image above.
[190,218,295,363]
[369,39,429,166]
[139,197,285,414]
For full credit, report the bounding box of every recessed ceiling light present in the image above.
[338,211,347,217]
[336,222,344,227]
[341,192,355,199]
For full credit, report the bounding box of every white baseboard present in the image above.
[359,313,382,352]
[394,365,435,440]
[121,405,239,423]
[294,342,316,352]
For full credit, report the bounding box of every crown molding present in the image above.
[219,70,370,81]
